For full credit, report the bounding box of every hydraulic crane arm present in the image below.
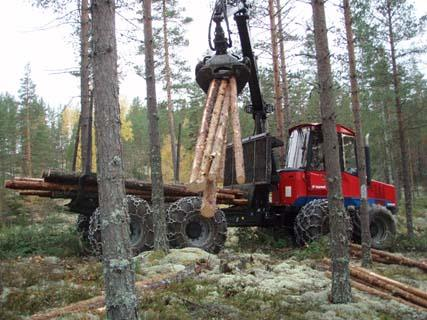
[195,0,270,134]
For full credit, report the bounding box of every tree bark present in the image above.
[385,0,414,237]
[80,0,92,175]
[275,0,291,149]
[268,0,285,166]
[311,0,351,303]
[91,0,138,318]
[162,0,178,183]
[189,79,219,188]
[343,0,372,268]
[143,0,169,250]
[71,115,81,172]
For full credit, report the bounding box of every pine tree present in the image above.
[343,0,372,267]
[311,0,351,303]
[18,64,37,177]
[91,0,138,318]
[142,0,169,251]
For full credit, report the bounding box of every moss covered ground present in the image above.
[0,193,426,319]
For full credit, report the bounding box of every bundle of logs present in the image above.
[4,170,248,206]
[188,77,245,218]
[323,248,427,311]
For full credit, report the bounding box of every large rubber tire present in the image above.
[88,195,154,256]
[350,205,396,250]
[369,205,396,250]
[76,214,92,255]
[294,199,352,245]
[167,196,227,254]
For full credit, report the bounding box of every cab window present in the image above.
[342,134,357,175]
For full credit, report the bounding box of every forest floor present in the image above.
[0,195,426,320]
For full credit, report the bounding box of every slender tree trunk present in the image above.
[311,0,351,303]
[143,0,169,250]
[80,0,92,174]
[385,0,414,237]
[24,97,32,177]
[268,0,285,166]
[343,0,372,268]
[72,115,81,172]
[275,0,291,146]
[161,0,178,183]
[91,0,138,318]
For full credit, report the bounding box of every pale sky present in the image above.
[0,0,426,110]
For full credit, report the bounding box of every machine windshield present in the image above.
[285,127,310,169]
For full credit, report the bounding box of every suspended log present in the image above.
[229,77,245,184]
[200,178,217,218]
[189,79,219,186]
[195,79,229,192]
[208,88,231,181]
[350,243,427,272]
[217,127,228,185]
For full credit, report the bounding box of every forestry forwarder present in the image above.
[168,0,398,252]
[4,0,398,255]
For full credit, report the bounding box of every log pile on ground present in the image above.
[188,77,245,218]
[323,258,427,311]
[350,243,427,272]
[4,170,248,206]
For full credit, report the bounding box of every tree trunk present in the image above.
[23,83,32,177]
[143,0,169,250]
[162,0,178,183]
[71,115,81,172]
[311,0,351,303]
[268,0,285,166]
[91,0,138,318]
[275,0,291,148]
[80,0,92,174]
[385,0,414,237]
[343,0,372,268]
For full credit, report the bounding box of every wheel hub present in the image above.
[186,221,203,239]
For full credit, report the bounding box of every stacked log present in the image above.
[350,243,427,272]
[188,77,245,217]
[5,172,248,206]
[323,258,427,311]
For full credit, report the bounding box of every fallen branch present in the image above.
[323,258,427,309]
[30,265,200,320]
[350,243,427,272]
[324,271,426,311]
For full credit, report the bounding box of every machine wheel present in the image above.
[167,196,227,254]
[88,195,154,256]
[369,205,396,250]
[294,199,352,245]
[350,205,396,250]
[76,214,92,254]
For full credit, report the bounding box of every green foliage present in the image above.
[395,231,427,252]
[0,221,81,259]
[234,227,291,252]
[293,236,330,261]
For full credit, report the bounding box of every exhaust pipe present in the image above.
[365,133,371,186]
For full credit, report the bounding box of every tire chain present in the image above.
[294,199,352,245]
[88,195,153,256]
[166,196,227,253]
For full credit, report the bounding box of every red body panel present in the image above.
[272,170,397,207]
